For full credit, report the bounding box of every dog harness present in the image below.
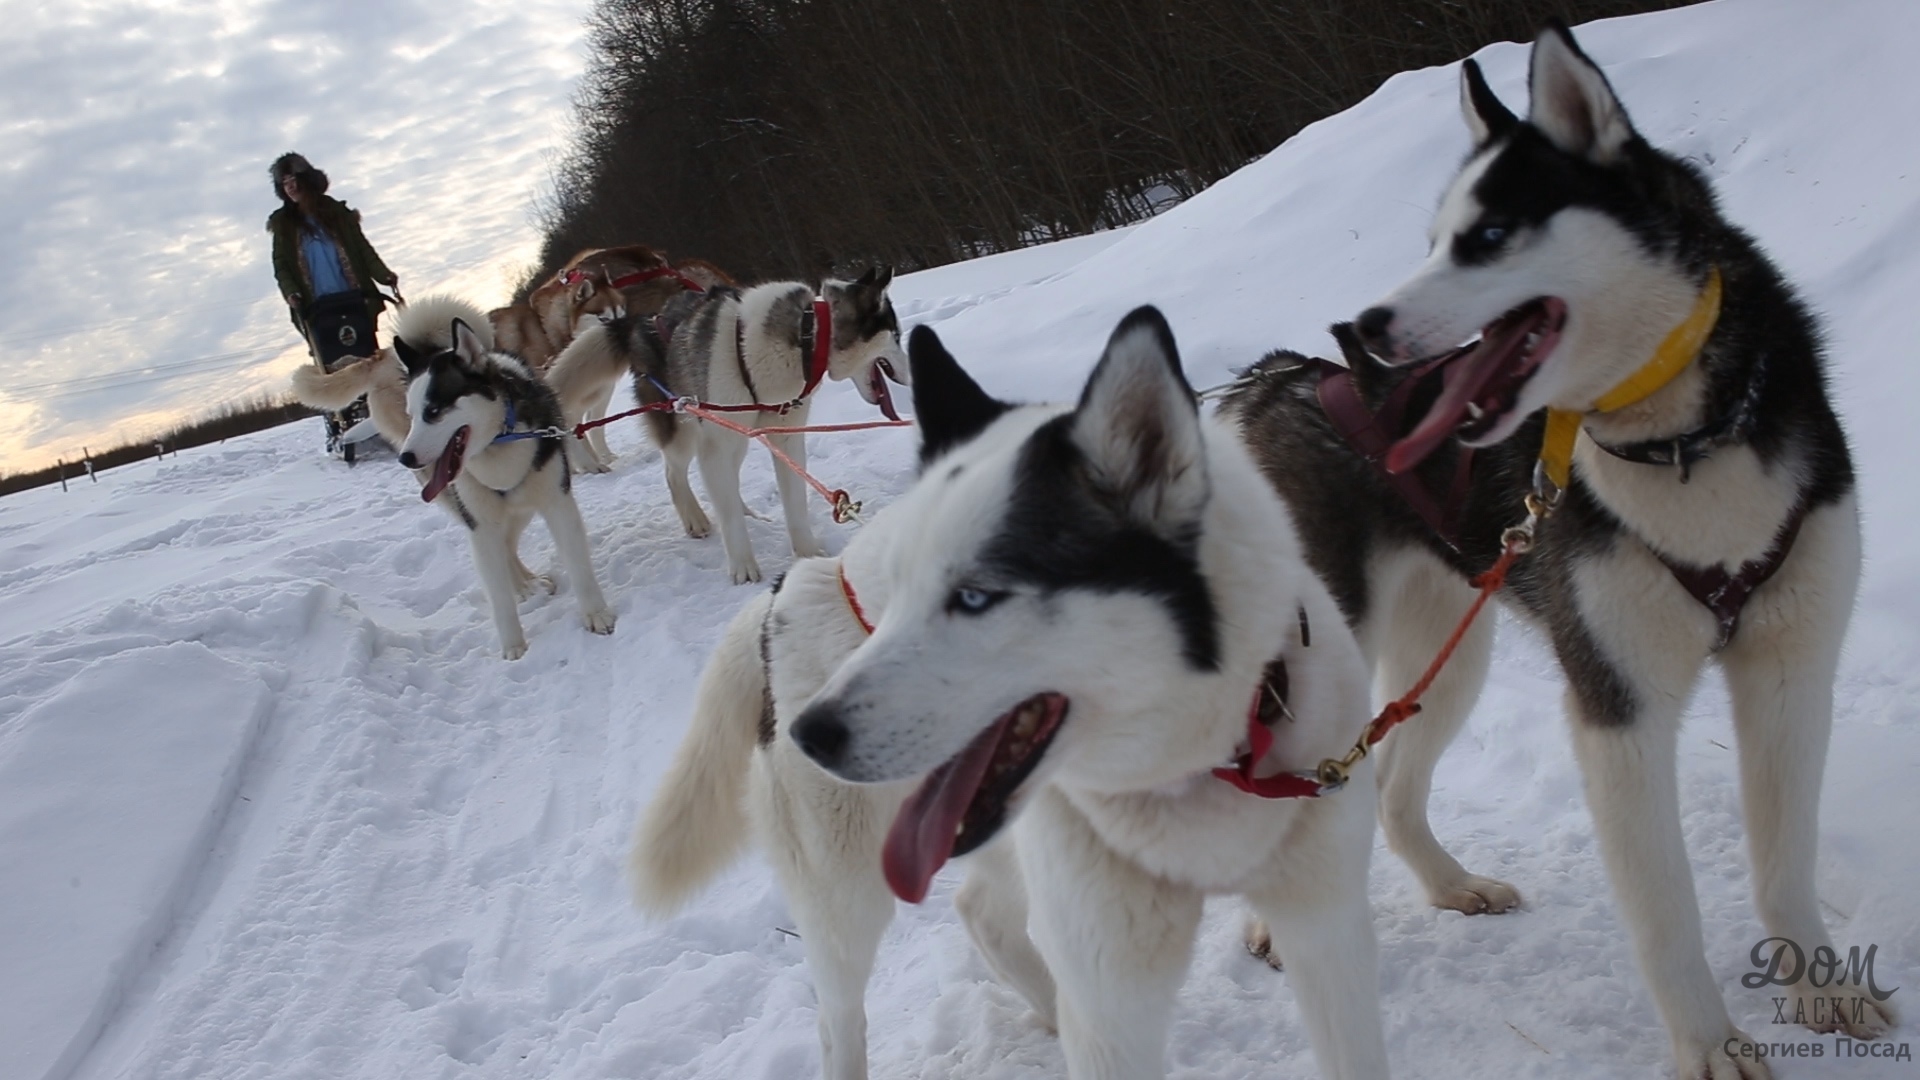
[559,264,708,294]
[730,298,832,414]
[490,401,559,444]
[1315,349,1477,550]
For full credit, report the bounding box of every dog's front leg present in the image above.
[508,514,554,600]
[956,836,1057,1030]
[584,382,617,469]
[766,429,825,559]
[660,428,712,538]
[1018,789,1200,1080]
[696,427,762,584]
[756,749,897,1080]
[1722,501,1892,1040]
[469,526,529,660]
[541,493,616,636]
[1571,696,1769,1079]
[1246,802,1389,1080]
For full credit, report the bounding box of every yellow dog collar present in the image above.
[1537,266,1723,490]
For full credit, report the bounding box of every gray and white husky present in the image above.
[393,319,618,659]
[636,266,909,584]
[633,310,1389,1080]
[1223,22,1888,1079]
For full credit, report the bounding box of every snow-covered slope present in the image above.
[2,1,1915,1077]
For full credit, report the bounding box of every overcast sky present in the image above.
[0,0,594,473]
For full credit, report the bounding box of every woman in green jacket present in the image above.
[267,152,401,366]
[269,152,401,460]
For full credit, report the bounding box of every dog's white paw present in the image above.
[501,638,529,661]
[682,510,712,539]
[1243,918,1283,971]
[729,558,763,585]
[584,608,617,635]
[1430,874,1522,915]
[1681,1030,1774,1080]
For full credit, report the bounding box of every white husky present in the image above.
[633,310,1389,1080]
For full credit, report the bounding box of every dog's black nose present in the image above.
[398,450,420,469]
[791,707,851,769]
[1355,306,1394,349]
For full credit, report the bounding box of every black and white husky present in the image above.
[633,311,1388,1079]
[393,320,618,659]
[289,296,558,609]
[1224,23,1888,1079]
[636,266,909,584]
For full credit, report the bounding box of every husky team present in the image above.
[291,22,1892,1080]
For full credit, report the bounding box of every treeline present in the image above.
[537,0,1685,285]
[0,397,316,497]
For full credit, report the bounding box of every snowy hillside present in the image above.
[3,1,1917,1078]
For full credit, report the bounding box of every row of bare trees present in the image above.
[535,0,1684,287]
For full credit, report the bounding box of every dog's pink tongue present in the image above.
[1384,319,1532,475]
[882,716,1009,904]
[870,368,901,421]
[421,427,469,503]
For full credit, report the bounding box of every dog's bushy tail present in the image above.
[393,293,491,352]
[289,358,377,411]
[630,590,771,916]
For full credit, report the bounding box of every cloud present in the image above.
[0,0,591,471]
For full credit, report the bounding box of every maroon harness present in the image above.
[1314,353,1476,551]
[1313,357,1803,651]
[559,264,708,294]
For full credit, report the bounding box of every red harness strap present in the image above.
[1214,538,1526,801]
[800,298,832,400]
[1211,665,1329,800]
[838,561,875,634]
[717,298,832,415]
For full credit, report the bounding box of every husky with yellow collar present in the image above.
[1223,22,1888,1079]
[633,310,1389,1079]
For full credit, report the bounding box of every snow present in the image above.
[0,644,272,1080]
[0,1,1915,1077]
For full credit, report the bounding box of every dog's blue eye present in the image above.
[948,587,1002,615]
[1476,224,1507,246]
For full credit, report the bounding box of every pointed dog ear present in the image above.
[1070,306,1208,532]
[1460,59,1517,145]
[875,264,894,291]
[450,318,488,365]
[908,324,1008,465]
[394,334,429,377]
[1528,19,1635,162]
